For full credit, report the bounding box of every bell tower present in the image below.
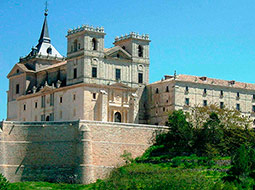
[66,25,106,85]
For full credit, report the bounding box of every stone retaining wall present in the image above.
[0,121,166,184]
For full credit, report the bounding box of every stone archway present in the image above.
[114,112,121,122]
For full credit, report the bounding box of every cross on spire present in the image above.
[44,1,48,16]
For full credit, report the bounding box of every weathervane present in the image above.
[44,1,48,16]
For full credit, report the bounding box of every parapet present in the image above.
[67,25,105,36]
[114,32,150,43]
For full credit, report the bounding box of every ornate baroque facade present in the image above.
[7,11,255,126]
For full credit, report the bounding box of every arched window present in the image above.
[73,39,78,52]
[156,88,159,94]
[46,116,50,121]
[114,112,121,122]
[92,38,97,50]
[138,45,143,57]
[166,86,169,92]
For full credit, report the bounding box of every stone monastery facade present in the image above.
[7,11,255,126]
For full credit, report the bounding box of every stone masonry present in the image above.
[0,120,166,184]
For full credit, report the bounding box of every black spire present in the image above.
[38,2,50,44]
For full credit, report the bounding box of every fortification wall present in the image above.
[0,121,166,184]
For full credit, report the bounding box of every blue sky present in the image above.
[1,0,255,120]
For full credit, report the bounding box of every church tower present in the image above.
[66,25,105,85]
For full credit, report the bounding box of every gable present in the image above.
[105,46,131,60]
[7,64,33,78]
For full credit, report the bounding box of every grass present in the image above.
[8,181,93,190]
[9,156,251,190]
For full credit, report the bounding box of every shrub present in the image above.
[0,173,9,190]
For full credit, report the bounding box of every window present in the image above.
[16,84,20,94]
[47,47,52,54]
[185,98,189,106]
[115,69,121,80]
[138,45,143,57]
[60,96,63,103]
[41,114,45,121]
[92,38,97,50]
[220,102,224,109]
[74,39,78,52]
[50,113,54,121]
[122,46,126,50]
[253,94,255,100]
[73,68,77,79]
[185,86,189,92]
[116,54,120,58]
[203,88,207,94]
[236,103,240,111]
[16,69,19,74]
[156,88,159,94]
[92,67,97,78]
[78,43,80,49]
[73,94,76,101]
[35,102,38,108]
[237,92,240,98]
[166,86,169,92]
[41,95,45,108]
[93,93,96,100]
[50,94,54,106]
[203,100,207,107]
[138,73,143,84]
[163,107,165,112]
[23,104,26,111]
[252,105,255,112]
[220,90,223,96]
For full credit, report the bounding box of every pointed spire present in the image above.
[38,1,50,44]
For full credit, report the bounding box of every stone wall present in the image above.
[0,120,166,184]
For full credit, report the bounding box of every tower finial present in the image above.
[44,1,48,16]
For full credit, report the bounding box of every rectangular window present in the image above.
[115,69,121,80]
[23,104,26,111]
[236,103,240,111]
[60,96,63,103]
[203,100,207,107]
[35,102,38,108]
[41,95,45,108]
[252,105,255,112]
[203,88,207,94]
[220,102,224,109]
[92,67,97,78]
[73,94,76,101]
[50,94,54,106]
[138,73,143,84]
[220,90,223,96]
[73,68,77,79]
[185,86,189,92]
[237,92,240,98]
[185,98,189,106]
[50,113,54,121]
[253,94,255,100]
[16,84,19,94]
[41,114,45,121]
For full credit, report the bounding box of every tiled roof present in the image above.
[176,74,255,90]
[149,74,255,91]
